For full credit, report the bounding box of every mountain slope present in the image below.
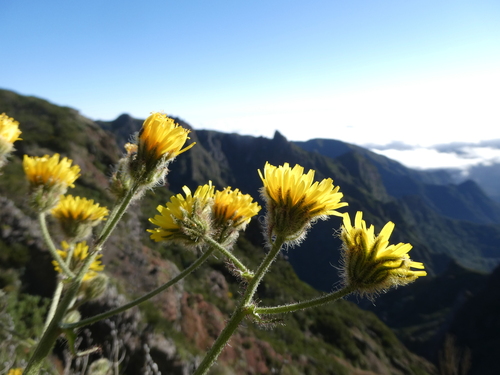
[296,138,500,225]
[0,88,435,374]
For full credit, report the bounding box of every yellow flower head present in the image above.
[258,162,347,243]
[52,195,108,222]
[139,112,194,161]
[0,113,21,167]
[52,195,109,240]
[128,112,196,187]
[53,241,104,281]
[23,154,80,189]
[340,211,426,295]
[213,187,261,228]
[212,187,261,246]
[7,368,23,375]
[23,154,81,211]
[148,182,215,244]
[0,113,21,144]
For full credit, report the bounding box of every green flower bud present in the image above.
[63,310,81,325]
[80,273,109,301]
[87,358,112,375]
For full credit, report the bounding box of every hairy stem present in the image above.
[24,251,101,375]
[41,281,64,334]
[193,307,247,375]
[94,186,137,250]
[242,235,285,307]
[25,187,138,375]
[201,234,253,276]
[255,286,355,315]
[194,235,285,375]
[39,213,75,278]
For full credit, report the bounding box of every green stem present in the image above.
[193,307,247,375]
[25,187,138,375]
[242,235,285,306]
[97,194,126,243]
[255,286,355,315]
[61,247,215,330]
[41,281,64,334]
[94,186,137,250]
[39,213,75,278]
[202,235,252,276]
[42,242,78,334]
[24,250,101,375]
[193,235,286,375]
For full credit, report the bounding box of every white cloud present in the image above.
[370,145,500,171]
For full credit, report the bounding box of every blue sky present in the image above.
[2,0,500,169]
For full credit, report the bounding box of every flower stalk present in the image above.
[39,212,75,278]
[193,234,285,375]
[24,185,139,375]
[254,286,355,315]
[41,280,64,335]
[24,249,102,375]
[200,233,253,278]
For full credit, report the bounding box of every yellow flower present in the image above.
[53,241,104,281]
[212,187,261,246]
[23,154,81,211]
[0,113,21,144]
[258,162,347,243]
[213,187,261,228]
[7,368,23,375]
[51,195,109,240]
[340,211,426,294]
[23,154,80,189]
[138,112,195,161]
[148,182,215,244]
[52,195,108,222]
[0,113,21,168]
[128,112,195,188]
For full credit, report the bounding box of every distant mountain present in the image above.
[295,138,455,186]
[443,162,500,203]
[296,138,500,225]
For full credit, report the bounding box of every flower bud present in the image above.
[212,187,261,247]
[87,358,112,375]
[80,273,109,301]
[63,310,81,325]
[109,152,136,199]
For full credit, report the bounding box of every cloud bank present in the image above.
[368,140,500,173]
